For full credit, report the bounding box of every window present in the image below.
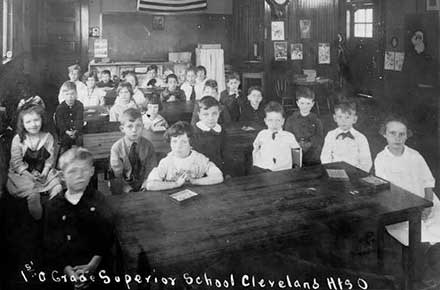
[2,0,13,61]
[353,8,373,38]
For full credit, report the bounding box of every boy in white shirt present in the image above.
[58,64,88,104]
[252,102,300,173]
[320,101,372,172]
[180,67,197,101]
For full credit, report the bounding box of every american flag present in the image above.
[137,0,208,13]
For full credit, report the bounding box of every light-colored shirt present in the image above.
[9,133,54,175]
[374,145,440,246]
[196,121,221,133]
[180,82,196,101]
[147,150,221,182]
[58,81,88,104]
[109,101,138,122]
[78,87,105,107]
[141,113,168,131]
[194,79,206,100]
[320,127,372,172]
[132,87,146,107]
[253,129,300,171]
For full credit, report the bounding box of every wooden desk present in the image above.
[161,101,194,124]
[84,106,109,123]
[108,162,431,289]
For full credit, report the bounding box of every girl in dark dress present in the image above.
[7,104,62,220]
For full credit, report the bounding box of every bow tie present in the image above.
[336,131,354,140]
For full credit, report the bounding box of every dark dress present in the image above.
[23,147,50,173]
[239,101,265,124]
[219,90,246,122]
[191,125,227,173]
[43,187,114,289]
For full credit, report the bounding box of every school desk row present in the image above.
[107,162,431,290]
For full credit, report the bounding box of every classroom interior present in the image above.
[0,0,439,289]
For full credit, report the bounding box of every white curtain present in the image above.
[196,48,225,93]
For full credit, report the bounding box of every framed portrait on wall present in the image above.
[271,21,285,41]
[426,0,440,10]
[274,41,288,61]
[152,15,165,30]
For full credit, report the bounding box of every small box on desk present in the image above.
[169,189,200,204]
[359,175,390,191]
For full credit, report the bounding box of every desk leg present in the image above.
[376,222,384,272]
[407,211,422,290]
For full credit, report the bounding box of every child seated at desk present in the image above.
[190,80,232,125]
[180,66,197,101]
[44,147,114,289]
[239,86,265,125]
[55,81,84,155]
[374,116,440,246]
[320,101,372,172]
[191,96,227,174]
[124,71,146,107]
[160,73,186,102]
[195,65,207,100]
[141,93,168,132]
[110,108,157,193]
[8,104,62,220]
[284,86,323,166]
[145,121,223,191]
[220,72,244,122]
[141,65,164,88]
[252,102,300,174]
[81,71,105,107]
[109,82,138,122]
[96,69,115,90]
[58,64,88,104]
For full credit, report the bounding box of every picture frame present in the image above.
[152,15,165,30]
[274,41,288,61]
[391,36,399,48]
[426,0,440,10]
[271,21,285,41]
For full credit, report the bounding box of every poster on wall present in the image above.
[94,39,108,58]
[318,43,330,64]
[291,43,303,60]
[394,52,405,71]
[300,19,311,39]
[274,41,288,61]
[384,51,396,70]
[271,21,285,41]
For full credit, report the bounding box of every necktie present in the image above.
[272,131,278,140]
[336,131,355,140]
[190,85,196,101]
[128,142,141,179]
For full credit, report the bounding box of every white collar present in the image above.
[65,190,84,205]
[336,127,355,134]
[196,121,222,133]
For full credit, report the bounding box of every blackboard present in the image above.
[102,13,232,62]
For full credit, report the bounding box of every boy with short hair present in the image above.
[96,69,115,89]
[44,147,114,289]
[110,108,157,193]
[160,74,186,102]
[252,102,300,173]
[220,72,245,122]
[180,67,198,101]
[320,101,372,172]
[191,96,227,174]
[190,80,232,125]
[55,81,84,154]
[58,64,88,104]
[239,86,265,124]
[285,86,323,166]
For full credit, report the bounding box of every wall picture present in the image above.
[274,41,288,61]
[384,51,396,70]
[271,21,285,41]
[318,43,330,64]
[300,19,311,39]
[290,43,303,60]
[427,0,440,10]
[152,15,165,30]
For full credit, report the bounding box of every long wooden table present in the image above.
[108,162,431,290]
